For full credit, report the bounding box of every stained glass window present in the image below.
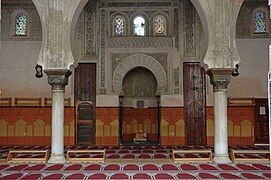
[254,10,266,33]
[154,16,165,35]
[15,13,27,35]
[134,16,145,36]
[114,17,125,36]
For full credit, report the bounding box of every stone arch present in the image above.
[113,54,167,95]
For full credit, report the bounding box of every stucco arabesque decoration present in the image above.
[32,0,88,70]
[113,54,167,96]
[191,0,244,70]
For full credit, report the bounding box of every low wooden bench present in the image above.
[229,149,270,163]
[172,149,212,163]
[66,149,106,163]
[7,149,50,163]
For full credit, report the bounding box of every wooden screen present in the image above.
[183,62,206,146]
[74,63,96,145]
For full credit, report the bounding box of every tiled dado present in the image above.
[0,107,75,146]
[96,107,119,145]
[0,106,256,146]
[160,107,255,146]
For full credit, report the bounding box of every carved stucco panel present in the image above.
[192,0,244,69]
[113,54,167,95]
[32,0,87,69]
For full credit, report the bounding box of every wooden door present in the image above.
[183,62,206,146]
[254,98,269,144]
[74,63,96,145]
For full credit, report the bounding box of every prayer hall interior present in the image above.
[0,0,270,166]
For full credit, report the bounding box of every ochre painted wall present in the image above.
[122,107,159,143]
[96,107,119,145]
[0,106,255,146]
[0,107,74,146]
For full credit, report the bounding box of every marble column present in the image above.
[46,70,71,164]
[208,69,232,164]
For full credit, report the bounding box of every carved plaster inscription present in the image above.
[85,0,96,56]
[107,37,173,48]
[184,0,195,57]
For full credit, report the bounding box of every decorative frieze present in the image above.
[184,0,195,57]
[174,8,179,49]
[85,0,96,56]
[100,9,106,88]
[174,67,180,94]
[107,37,173,48]
[107,2,171,8]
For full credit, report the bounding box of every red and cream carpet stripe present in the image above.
[0,162,270,179]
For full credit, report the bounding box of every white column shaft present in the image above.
[51,90,65,155]
[214,91,228,155]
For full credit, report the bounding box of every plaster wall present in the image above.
[0,41,73,102]
[230,38,269,98]
[0,39,269,105]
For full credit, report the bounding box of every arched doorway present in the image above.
[119,67,160,145]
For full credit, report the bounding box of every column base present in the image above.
[213,154,232,164]
[47,154,66,164]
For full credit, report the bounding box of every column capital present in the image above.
[45,69,72,91]
[207,69,233,92]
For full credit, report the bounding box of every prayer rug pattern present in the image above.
[0,163,270,179]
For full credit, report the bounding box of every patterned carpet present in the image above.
[0,145,270,179]
[0,162,270,179]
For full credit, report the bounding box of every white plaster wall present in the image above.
[206,38,270,106]
[1,39,270,106]
[0,41,73,103]
[230,39,269,98]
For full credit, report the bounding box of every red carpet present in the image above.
[0,145,270,179]
[0,163,270,179]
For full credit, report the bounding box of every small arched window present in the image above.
[133,16,145,36]
[254,10,266,33]
[113,16,125,36]
[153,15,166,35]
[15,13,27,36]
